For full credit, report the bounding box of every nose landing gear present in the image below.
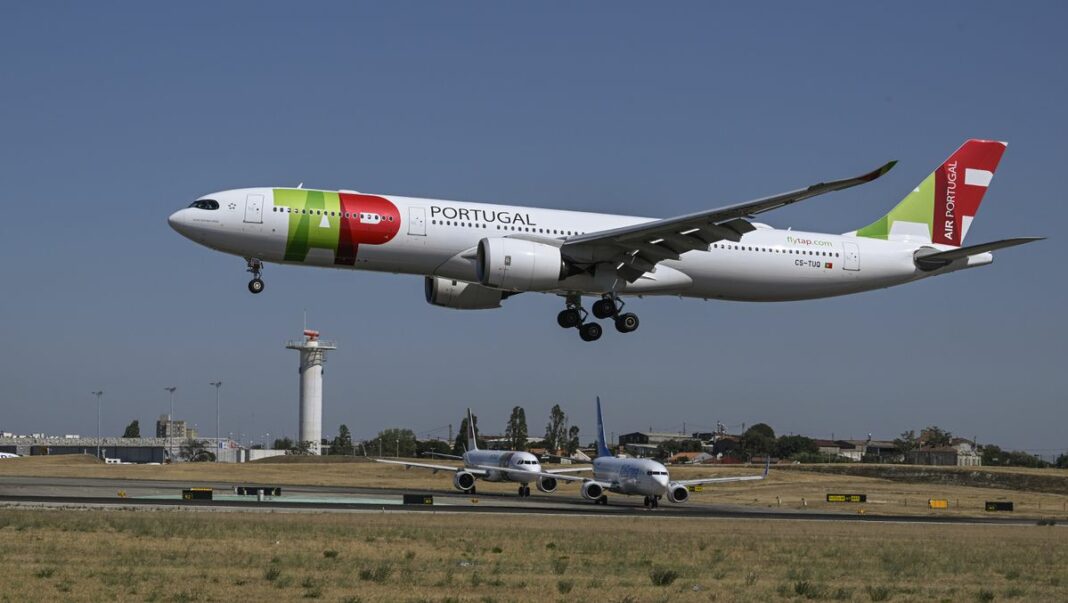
[246,258,265,294]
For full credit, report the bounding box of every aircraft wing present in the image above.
[421,451,464,461]
[560,161,896,282]
[544,466,592,474]
[672,458,771,487]
[374,458,487,476]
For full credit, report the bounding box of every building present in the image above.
[906,439,982,466]
[156,415,189,439]
[669,451,714,464]
[814,439,860,461]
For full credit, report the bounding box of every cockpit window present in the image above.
[189,199,220,210]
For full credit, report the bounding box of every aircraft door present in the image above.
[243,194,264,224]
[408,206,426,236]
[843,242,860,271]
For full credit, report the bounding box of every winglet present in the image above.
[862,160,897,182]
[466,408,478,451]
[595,397,612,458]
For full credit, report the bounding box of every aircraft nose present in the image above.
[168,209,194,237]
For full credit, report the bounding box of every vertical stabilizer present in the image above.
[850,139,1006,245]
[595,397,612,458]
[466,408,478,451]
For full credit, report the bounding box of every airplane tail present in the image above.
[850,139,1007,246]
[595,397,612,458]
[466,408,478,451]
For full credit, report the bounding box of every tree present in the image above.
[740,423,776,458]
[774,435,818,459]
[180,439,214,462]
[369,428,418,457]
[919,426,952,448]
[417,439,452,457]
[894,430,919,455]
[544,404,569,453]
[453,413,485,455]
[329,424,354,455]
[504,406,528,451]
[1056,453,1068,469]
[273,437,294,451]
[122,420,140,438]
[566,424,581,455]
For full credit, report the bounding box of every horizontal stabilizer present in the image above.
[914,237,1044,271]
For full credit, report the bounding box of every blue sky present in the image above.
[1,2,1064,455]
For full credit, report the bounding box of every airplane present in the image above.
[530,397,769,508]
[373,409,588,497]
[169,140,1042,342]
[0,452,20,459]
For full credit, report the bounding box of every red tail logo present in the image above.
[933,140,1006,246]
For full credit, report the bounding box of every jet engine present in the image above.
[666,483,690,504]
[424,277,503,310]
[580,481,604,501]
[477,238,567,292]
[453,471,477,492]
[536,476,558,494]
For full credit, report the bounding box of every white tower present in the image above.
[286,329,337,455]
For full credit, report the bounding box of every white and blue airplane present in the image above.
[169,140,1040,342]
[533,397,769,508]
[374,409,587,497]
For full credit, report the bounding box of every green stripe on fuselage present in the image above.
[274,189,341,262]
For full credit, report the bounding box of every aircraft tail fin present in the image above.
[595,397,612,458]
[466,408,478,451]
[851,139,1007,246]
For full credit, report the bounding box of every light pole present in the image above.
[91,391,103,459]
[210,381,222,462]
[164,387,177,462]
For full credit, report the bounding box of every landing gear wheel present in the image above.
[592,298,616,319]
[557,309,581,329]
[524,485,531,497]
[643,496,651,508]
[245,258,265,294]
[597,495,609,505]
[652,496,660,509]
[470,485,477,496]
[579,322,603,342]
[614,312,639,333]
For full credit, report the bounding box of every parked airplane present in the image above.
[170,140,1041,342]
[373,409,588,497]
[529,398,768,508]
[0,452,20,459]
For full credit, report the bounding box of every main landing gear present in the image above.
[557,293,639,342]
[594,494,609,505]
[246,258,265,294]
[517,485,531,497]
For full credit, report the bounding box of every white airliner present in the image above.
[0,452,20,459]
[374,409,587,497]
[533,398,769,508]
[169,140,1041,342]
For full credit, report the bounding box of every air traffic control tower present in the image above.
[286,329,337,455]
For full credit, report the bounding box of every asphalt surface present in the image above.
[0,475,1053,525]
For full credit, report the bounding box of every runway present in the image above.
[0,475,1049,525]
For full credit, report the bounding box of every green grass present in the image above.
[0,508,1065,602]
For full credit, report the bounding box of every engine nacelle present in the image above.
[425,277,503,310]
[667,483,690,504]
[580,481,604,501]
[477,238,566,292]
[537,476,558,494]
[453,471,477,492]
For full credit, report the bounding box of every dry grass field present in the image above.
[2,456,1066,519]
[0,508,1065,602]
